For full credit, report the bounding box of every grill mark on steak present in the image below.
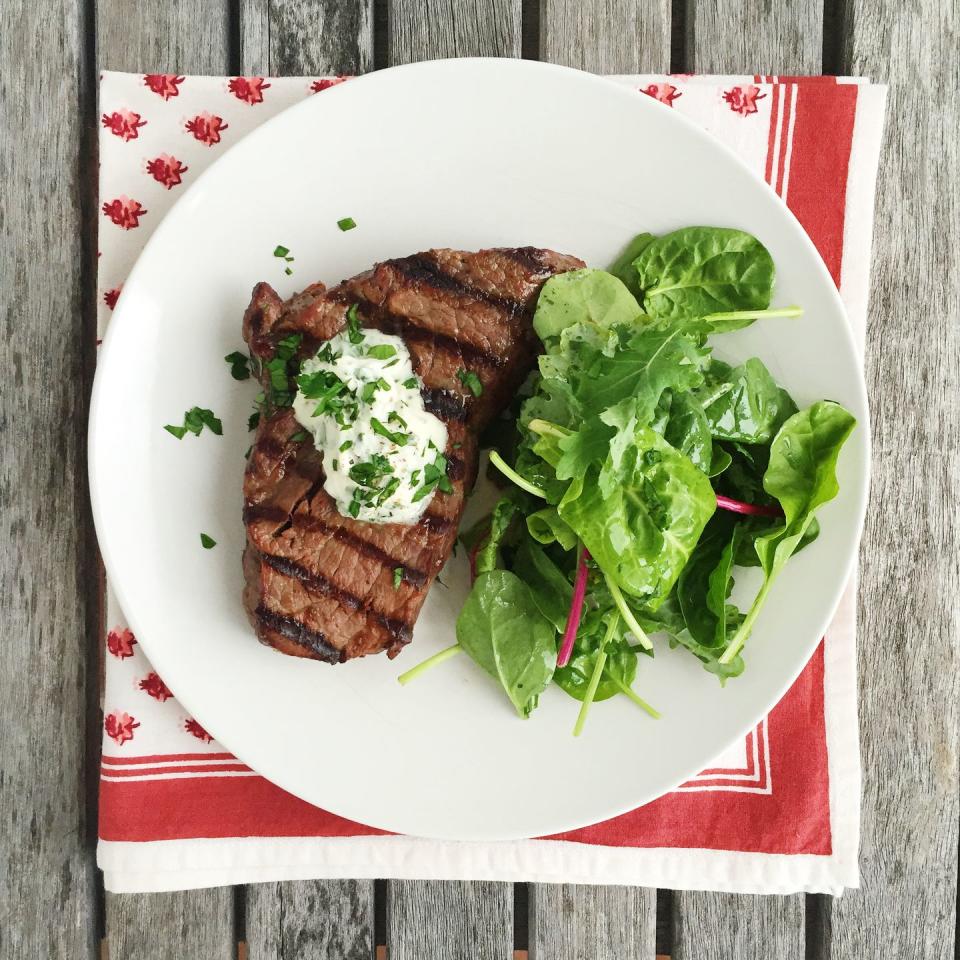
[394,254,526,315]
[339,290,504,370]
[261,553,414,642]
[254,605,341,663]
[422,388,468,422]
[276,515,429,588]
[501,246,554,275]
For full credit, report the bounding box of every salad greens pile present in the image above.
[400,226,856,734]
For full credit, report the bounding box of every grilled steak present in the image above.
[242,246,584,663]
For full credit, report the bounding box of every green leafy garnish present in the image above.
[164,407,222,439]
[200,533,216,549]
[393,567,403,589]
[289,430,308,443]
[403,377,419,390]
[337,217,357,231]
[370,417,409,446]
[346,303,364,344]
[273,245,290,258]
[367,344,397,360]
[224,351,251,381]
[457,369,484,397]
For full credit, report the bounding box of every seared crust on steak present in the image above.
[242,246,584,662]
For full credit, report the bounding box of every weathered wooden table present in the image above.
[4,0,958,956]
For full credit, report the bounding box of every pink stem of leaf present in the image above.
[715,493,784,518]
[557,546,591,668]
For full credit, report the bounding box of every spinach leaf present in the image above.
[633,227,774,320]
[609,232,656,297]
[456,570,557,718]
[698,357,798,444]
[558,424,716,608]
[656,389,713,473]
[719,400,856,664]
[474,495,522,574]
[533,269,642,342]
[554,616,638,703]
[677,515,744,650]
[516,536,572,632]
[526,506,579,551]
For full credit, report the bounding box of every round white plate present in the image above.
[90,58,868,840]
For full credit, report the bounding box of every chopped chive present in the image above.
[385,358,400,368]
[393,567,403,589]
[200,533,216,549]
[337,217,357,231]
[339,439,353,452]
[273,244,290,258]
[457,369,484,397]
[332,459,339,471]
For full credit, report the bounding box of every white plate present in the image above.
[90,58,868,840]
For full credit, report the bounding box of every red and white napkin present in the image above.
[96,71,886,895]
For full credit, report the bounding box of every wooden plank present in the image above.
[246,880,374,960]
[672,4,824,954]
[388,0,522,64]
[530,884,656,959]
[526,6,664,958]
[239,0,373,76]
[684,0,822,74]
[0,0,98,957]
[819,3,960,958]
[673,893,804,960]
[539,0,671,73]
[105,891,235,960]
[386,880,513,960]
[236,5,378,957]
[95,1,235,954]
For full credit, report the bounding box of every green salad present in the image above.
[400,226,856,735]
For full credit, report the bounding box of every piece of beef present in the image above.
[242,246,584,663]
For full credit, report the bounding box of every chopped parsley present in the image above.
[370,417,409,446]
[360,378,391,403]
[224,351,251,381]
[403,377,419,390]
[298,369,358,425]
[345,303,364,345]
[339,439,353,452]
[457,368,484,397]
[367,344,397,361]
[273,245,290,258]
[337,217,357,231]
[388,411,407,428]
[284,266,293,276]
[264,334,303,409]
[289,430,308,443]
[393,567,403,589]
[248,410,260,431]
[411,451,452,501]
[200,533,217,549]
[164,406,222,439]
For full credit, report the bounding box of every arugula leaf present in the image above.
[558,424,715,608]
[608,232,656,297]
[456,570,557,718]
[633,227,774,320]
[698,358,798,444]
[533,269,641,342]
[719,400,856,663]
